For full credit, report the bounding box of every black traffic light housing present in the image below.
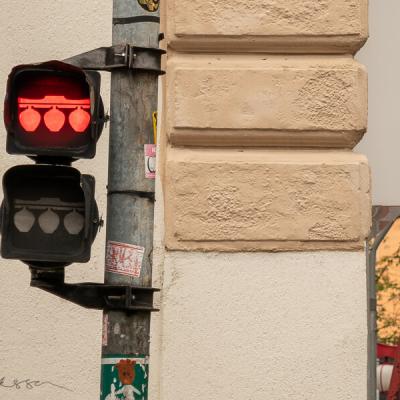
[4,61,104,160]
[1,165,100,268]
[0,44,163,312]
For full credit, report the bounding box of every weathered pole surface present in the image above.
[100,1,160,398]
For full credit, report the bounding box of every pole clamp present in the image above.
[63,44,165,74]
[30,268,159,312]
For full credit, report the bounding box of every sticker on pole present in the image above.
[152,112,157,144]
[100,355,149,400]
[137,0,159,12]
[105,241,145,278]
[102,314,109,347]
[144,144,156,179]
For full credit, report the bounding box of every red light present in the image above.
[69,107,91,133]
[18,96,91,133]
[19,107,41,132]
[43,107,66,132]
[12,71,94,153]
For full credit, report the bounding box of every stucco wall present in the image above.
[0,2,112,399]
[160,251,368,400]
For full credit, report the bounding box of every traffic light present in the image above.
[1,60,104,268]
[4,61,104,160]
[1,165,99,267]
[0,44,162,312]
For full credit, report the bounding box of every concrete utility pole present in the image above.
[100,1,160,399]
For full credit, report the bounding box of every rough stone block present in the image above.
[165,149,371,251]
[167,56,367,148]
[166,0,368,53]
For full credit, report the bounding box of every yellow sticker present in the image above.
[152,111,157,145]
[138,0,159,12]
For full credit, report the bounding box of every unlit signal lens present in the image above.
[13,207,85,236]
[38,209,60,234]
[14,207,35,233]
[64,210,84,235]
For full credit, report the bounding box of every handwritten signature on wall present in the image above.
[0,376,72,392]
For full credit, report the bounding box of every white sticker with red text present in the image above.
[105,241,145,278]
[144,144,156,179]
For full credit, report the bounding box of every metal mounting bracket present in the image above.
[63,44,165,74]
[30,268,159,312]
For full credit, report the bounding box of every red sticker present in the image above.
[105,241,145,278]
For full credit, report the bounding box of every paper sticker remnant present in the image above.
[105,241,145,278]
[102,314,109,347]
[144,144,156,179]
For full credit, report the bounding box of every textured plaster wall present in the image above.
[160,251,368,400]
[0,2,112,399]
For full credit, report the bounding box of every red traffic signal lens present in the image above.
[42,106,66,132]
[68,106,91,133]
[18,95,91,133]
[5,62,104,159]
[19,107,41,132]
[11,70,92,151]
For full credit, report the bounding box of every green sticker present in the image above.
[100,355,149,400]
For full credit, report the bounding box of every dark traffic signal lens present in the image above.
[1,165,99,265]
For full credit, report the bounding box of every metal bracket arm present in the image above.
[63,44,165,74]
[30,269,159,312]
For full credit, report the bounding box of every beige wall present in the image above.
[160,251,368,400]
[356,0,400,205]
[0,2,111,399]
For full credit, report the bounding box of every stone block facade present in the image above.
[167,0,368,53]
[168,56,367,148]
[159,0,370,399]
[165,149,370,251]
[161,0,370,252]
